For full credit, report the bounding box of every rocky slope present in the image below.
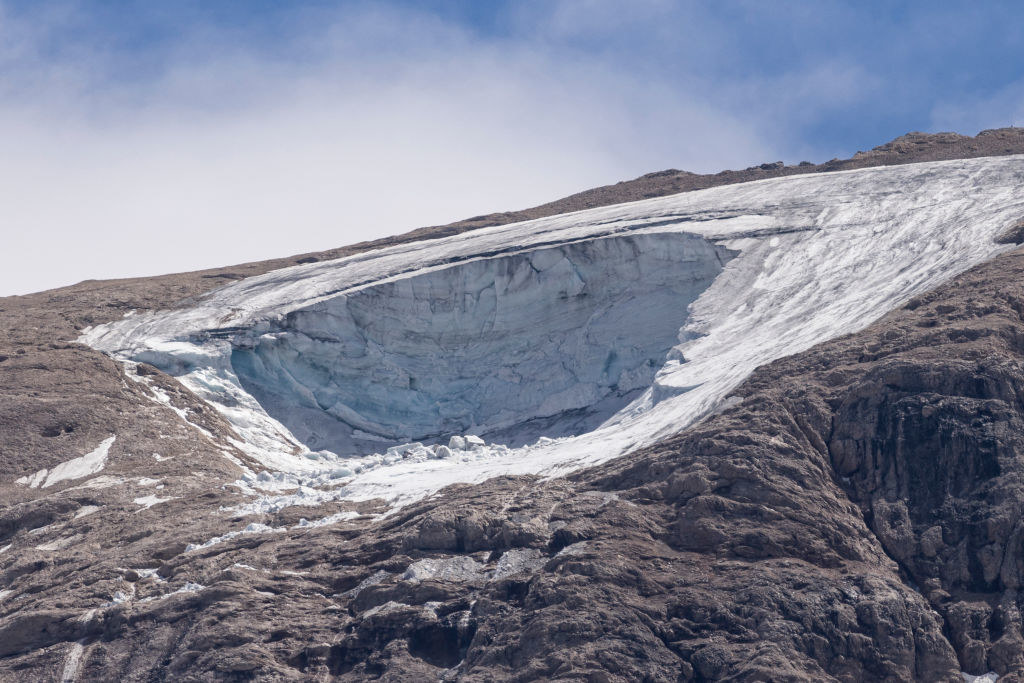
[3,130,1024,681]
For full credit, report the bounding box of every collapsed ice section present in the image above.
[230,233,731,455]
[81,155,1024,505]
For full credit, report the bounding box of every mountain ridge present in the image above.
[13,127,1024,322]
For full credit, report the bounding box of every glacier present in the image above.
[80,155,1024,508]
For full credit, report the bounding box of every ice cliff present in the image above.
[231,232,731,456]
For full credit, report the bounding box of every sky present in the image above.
[2,0,1024,296]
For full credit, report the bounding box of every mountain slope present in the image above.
[2,130,1024,681]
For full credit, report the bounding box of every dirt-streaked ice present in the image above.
[82,156,1024,508]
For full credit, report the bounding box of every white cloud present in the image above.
[930,80,1024,135]
[0,3,784,296]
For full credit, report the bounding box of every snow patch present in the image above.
[225,438,511,515]
[185,523,285,552]
[15,469,47,488]
[134,494,174,509]
[74,506,100,519]
[17,437,115,489]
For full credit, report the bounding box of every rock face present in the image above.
[4,133,1024,681]
[739,252,1024,678]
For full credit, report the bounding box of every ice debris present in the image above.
[225,436,513,515]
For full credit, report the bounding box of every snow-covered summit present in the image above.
[81,155,1024,506]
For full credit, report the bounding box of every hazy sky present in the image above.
[2,0,1023,295]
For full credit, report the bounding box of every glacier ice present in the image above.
[81,155,1024,507]
[230,232,731,455]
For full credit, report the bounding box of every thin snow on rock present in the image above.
[293,510,361,528]
[133,495,174,510]
[138,582,205,603]
[73,506,101,519]
[65,475,124,491]
[16,436,115,489]
[225,563,259,572]
[185,523,285,552]
[60,640,87,683]
[81,156,1024,508]
[342,569,391,599]
[35,536,80,552]
[492,549,546,580]
[130,568,165,583]
[402,556,487,583]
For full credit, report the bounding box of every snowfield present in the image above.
[81,156,1024,508]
